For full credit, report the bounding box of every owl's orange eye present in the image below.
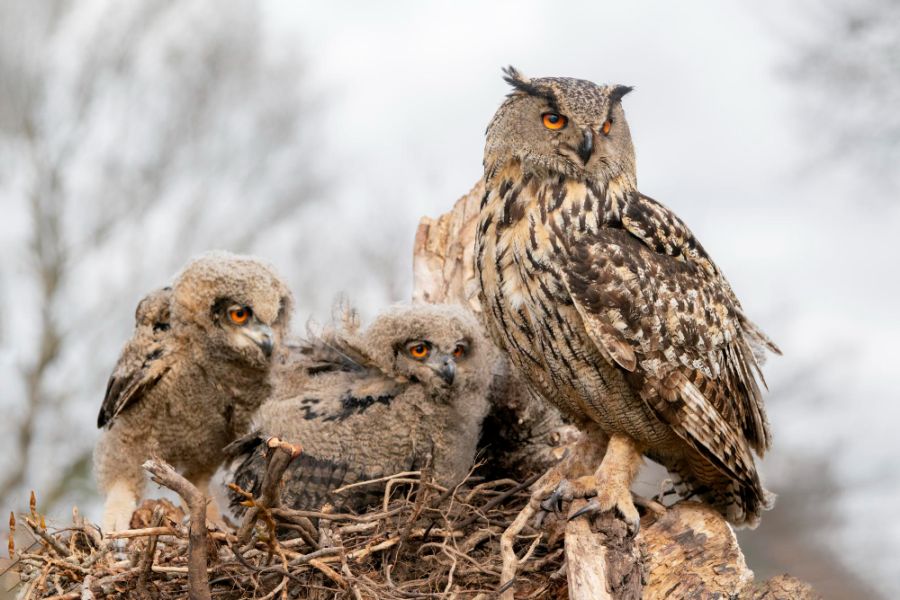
[408,343,430,360]
[228,306,250,325]
[542,113,568,130]
[601,119,612,135]
[453,344,467,358]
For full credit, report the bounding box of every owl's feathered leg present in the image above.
[101,479,140,533]
[564,433,644,533]
[498,431,607,599]
[95,429,147,533]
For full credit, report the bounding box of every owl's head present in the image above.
[485,66,636,185]
[363,304,495,401]
[172,251,293,369]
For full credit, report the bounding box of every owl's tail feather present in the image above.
[221,432,267,517]
[668,455,774,529]
[736,308,782,360]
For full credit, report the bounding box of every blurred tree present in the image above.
[784,0,900,189]
[0,0,320,514]
[740,453,885,600]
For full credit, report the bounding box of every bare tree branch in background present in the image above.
[783,0,900,191]
[0,0,322,514]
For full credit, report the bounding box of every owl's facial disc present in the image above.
[487,68,636,185]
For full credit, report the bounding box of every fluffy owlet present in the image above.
[94,251,293,532]
[474,67,779,529]
[225,303,494,514]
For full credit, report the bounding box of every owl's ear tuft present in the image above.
[502,66,542,96]
[502,65,530,89]
[502,66,557,107]
[609,85,634,105]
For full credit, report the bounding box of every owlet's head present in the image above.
[172,251,293,369]
[484,66,636,186]
[363,304,494,402]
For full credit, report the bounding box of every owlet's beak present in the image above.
[243,323,275,358]
[435,357,457,386]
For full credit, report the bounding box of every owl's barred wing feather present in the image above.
[97,330,174,428]
[225,432,397,514]
[620,192,781,364]
[229,365,414,513]
[563,193,773,458]
[97,352,172,428]
[97,286,174,429]
[294,327,369,375]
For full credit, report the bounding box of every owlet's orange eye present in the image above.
[228,306,250,325]
[408,342,430,360]
[542,113,568,130]
[601,119,612,135]
[453,343,467,358]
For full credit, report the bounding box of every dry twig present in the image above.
[142,459,211,600]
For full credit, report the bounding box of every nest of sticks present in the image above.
[7,440,570,599]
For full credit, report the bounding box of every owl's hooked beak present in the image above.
[243,323,275,358]
[436,357,457,386]
[578,128,594,165]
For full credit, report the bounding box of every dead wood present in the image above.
[142,459,211,600]
[234,437,302,545]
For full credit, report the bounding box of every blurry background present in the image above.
[1,0,897,597]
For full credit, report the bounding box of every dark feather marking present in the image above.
[524,247,549,274]
[549,180,567,212]
[501,185,523,226]
[321,393,393,423]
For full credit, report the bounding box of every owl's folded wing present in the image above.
[97,336,172,428]
[561,198,771,482]
[225,433,390,514]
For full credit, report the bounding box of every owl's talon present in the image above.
[568,498,640,535]
[539,487,566,513]
[568,498,601,521]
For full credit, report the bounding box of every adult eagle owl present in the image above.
[474,67,779,540]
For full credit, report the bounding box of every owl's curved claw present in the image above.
[542,472,641,536]
[567,498,640,535]
[568,498,599,521]
[539,486,566,514]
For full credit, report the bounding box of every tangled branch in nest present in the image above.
[6,445,818,599]
[7,463,569,599]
